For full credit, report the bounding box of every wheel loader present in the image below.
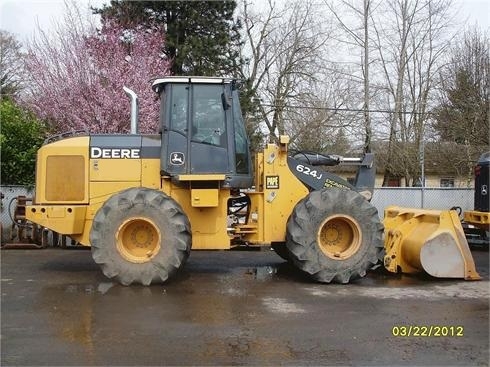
[26,76,384,285]
[25,76,478,285]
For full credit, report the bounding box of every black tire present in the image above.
[271,242,291,261]
[90,188,191,285]
[286,188,384,283]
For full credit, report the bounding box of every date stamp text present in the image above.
[392,325,464,337]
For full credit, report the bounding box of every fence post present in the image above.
[420,139,425,208]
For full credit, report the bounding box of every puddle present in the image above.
[262,297,306,313]
[303,280,490,299]
[97,282,114,294]
[244,266,278,280]
[65,284,96,294]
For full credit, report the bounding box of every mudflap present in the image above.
[383,206,481,280]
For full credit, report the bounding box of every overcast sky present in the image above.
[0,0,107,43]
[0,0,489,44]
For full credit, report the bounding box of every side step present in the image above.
[383,206,481,280]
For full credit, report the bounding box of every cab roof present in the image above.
[152,76,234,93]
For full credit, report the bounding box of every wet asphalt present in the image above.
[1,247,489,366]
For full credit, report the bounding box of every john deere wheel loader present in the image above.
[26,76,384,285]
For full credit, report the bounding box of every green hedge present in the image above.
[1,99,46,186]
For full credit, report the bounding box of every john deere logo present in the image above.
[266,176,279,189]
[90,147,140,159]
[170,152,185,165]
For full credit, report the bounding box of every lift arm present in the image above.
[287,153,376,199]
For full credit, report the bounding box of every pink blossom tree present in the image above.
[22,5,170,133]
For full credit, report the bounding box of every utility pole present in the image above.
[363,0,371,154]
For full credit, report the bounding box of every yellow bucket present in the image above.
[383,206,481,280]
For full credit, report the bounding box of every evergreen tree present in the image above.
[95,1,243,76]
[433,29,489,147]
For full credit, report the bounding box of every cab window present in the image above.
[191,85,226,147]
[232,90,249,174]
[169,84,188,135]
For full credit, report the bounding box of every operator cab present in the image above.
[152,76,253,188]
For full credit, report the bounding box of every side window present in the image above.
[232,90,250,174]
[191,85,226,146]
[169,85,188,135]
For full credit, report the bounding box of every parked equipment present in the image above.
[26,76,385,285]
[25,76,478,285]
[1,196,47,249]
[463,152,490,246]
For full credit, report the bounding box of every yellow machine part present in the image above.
[235,142,309,244]
[34,137,90,205]
[463,210,490,231]
[384,206,481,280]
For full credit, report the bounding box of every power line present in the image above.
[261,103,433,115]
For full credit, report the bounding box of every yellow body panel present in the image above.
[89,182,141,205]
[90,158,141,182]
[191,189,219,207]
[238,143,309,244]
[27,205,86,235]
[141,159,161,189]
[463,210,490,230]
[165,185,230,249]
[34,137,89,204]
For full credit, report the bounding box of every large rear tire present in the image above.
[90,188,191,285]
[286,188,383,283]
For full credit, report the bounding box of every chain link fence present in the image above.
[371,187,474,218]
[1,185,476,239]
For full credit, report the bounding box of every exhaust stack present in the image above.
[123,86,139,134]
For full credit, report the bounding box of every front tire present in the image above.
[90,188,191,285]
[286,188,383,283]
[271,242,291,261]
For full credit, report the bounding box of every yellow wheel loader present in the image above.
[26,76,385,285]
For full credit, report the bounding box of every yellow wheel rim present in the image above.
[116,217,161,263]
[317,214,361,260]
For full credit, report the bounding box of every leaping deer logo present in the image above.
[170,152,185,165]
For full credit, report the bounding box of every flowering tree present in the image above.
[22,6,170,133]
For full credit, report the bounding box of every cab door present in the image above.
[161,83,229,176]
[161,84,189,175]
[189,84,229,174]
